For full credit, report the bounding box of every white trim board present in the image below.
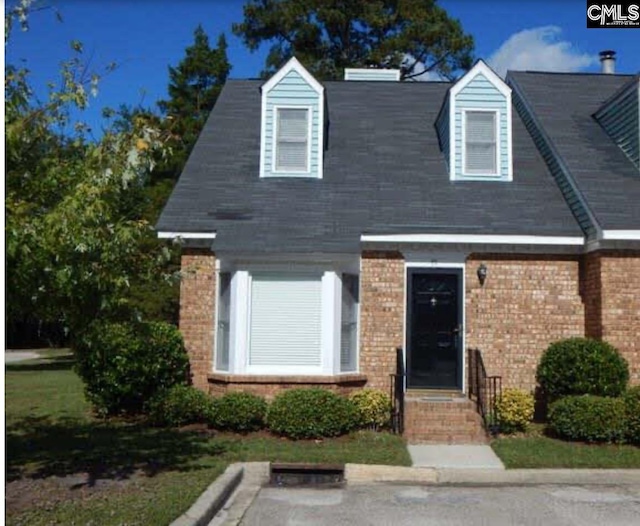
[361,234,584,245]
[601,230,640,241]
[157,232,217,239]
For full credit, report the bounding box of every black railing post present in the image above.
[467,347,502,436]
[389,347,405,435]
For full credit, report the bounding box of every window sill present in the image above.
[208,372,367,385]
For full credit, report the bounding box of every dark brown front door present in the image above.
[406,269,463,389]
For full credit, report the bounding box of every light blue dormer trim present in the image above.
[260,57,325,179]
[445,60,513,182]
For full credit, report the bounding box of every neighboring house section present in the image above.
[158,57,640,441]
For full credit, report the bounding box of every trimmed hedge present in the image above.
[146,384,215,427]
[548,395,627,443]
[267,388,358,439]
[75,321,189,415]
[349,389,391,430]
[211,392,267,433]
[495,388,534,434]
[624,386,640,445]
[536,338,629,400]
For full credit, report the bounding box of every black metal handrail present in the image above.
[389,347,405,434]
[468,348,502,435]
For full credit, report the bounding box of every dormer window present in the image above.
[464,110,498,175]
[275,107,310,172]
[435,60,512,182]
[260,57,324,179]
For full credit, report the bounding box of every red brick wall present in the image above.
[359,251,405,391]
[179,249,216,390]
[594,252,640,384]
[465,254,585,392]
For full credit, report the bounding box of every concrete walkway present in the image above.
[408,444,505,470]
[4,351,40,364]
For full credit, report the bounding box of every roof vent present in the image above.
[599,50,616,74]
[344,68,401,81]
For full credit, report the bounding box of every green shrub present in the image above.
[548,395,627,443]
[146,384,215,427]
[624,386,640,445]
[267,388,358,439]
[211,392,267,433]
[536,338,629,400]
[349,389,391,430]
[496,388,535,434]
[75,321,189,415]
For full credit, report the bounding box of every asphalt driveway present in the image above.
[240,483,640,526]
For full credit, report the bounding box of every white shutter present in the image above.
[340,274,359,372]
[249,273,322,367]
[215,273,231,371]
[276,108,309,171]
[465,111,497,174]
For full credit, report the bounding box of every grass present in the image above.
[492,424,640,469]
[5,351,410,526]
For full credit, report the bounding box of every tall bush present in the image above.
[75,321,189,415]
[536,338,629,400]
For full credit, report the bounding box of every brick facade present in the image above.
[178,248,640,399]
[585,251,640,384]
[358,251,405,391]
[179,249,216,390]
[465,254,585,392]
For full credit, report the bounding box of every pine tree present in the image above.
[159,26,231,171]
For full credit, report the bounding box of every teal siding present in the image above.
[510,79,596,237]
[435,98,450,168]
[454,73,509,179]
[594,80,639,169]
[264,69,321,178]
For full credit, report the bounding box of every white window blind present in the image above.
[215,272,231,371]
[340,274,359,372]
[276,108,309,171]
[249,273,322,367]
[465,111,497,174]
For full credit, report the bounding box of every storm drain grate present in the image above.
[269,463,345,487]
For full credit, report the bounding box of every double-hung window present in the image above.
[275,108,309,172]
[464,111,498,175]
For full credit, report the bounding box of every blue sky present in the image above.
[5,0,640,134]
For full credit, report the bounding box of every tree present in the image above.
[158,26,231,173]
[5,3,174,340]
[233,0,474,81]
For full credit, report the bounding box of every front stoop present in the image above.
[404,395,488,444]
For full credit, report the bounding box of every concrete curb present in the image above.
[344,464,640,486]
[171,464,244,526]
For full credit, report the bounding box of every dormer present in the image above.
[593,75,639,170]
[436,60,513,182]
[260,57,325,179]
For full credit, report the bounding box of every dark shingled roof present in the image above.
[508,71,640,232]
[157,79,585,253]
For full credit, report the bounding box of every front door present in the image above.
[406,269,463,389]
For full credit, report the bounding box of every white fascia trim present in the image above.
[601,230,640,240]
[450,59,511,98]
[449,93,455,179]
[261,56,324,95]
[158,232,217,239]
[361,234,584,245]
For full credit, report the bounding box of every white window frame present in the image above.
[271,105,313,174]
[219,266,359,376]
[461,108,500,177]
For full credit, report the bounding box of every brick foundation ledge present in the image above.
[207,372,368,397]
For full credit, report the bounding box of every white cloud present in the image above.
[487,26,596,77]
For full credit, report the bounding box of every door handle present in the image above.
[452,325,462,335]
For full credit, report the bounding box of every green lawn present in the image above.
[492,434,640,469]
[5,351,410,526]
